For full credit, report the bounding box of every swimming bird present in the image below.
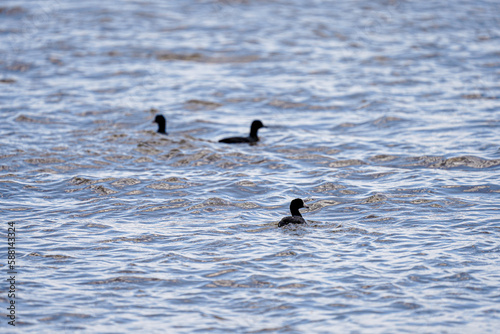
[278,198,309,227]
[219,120,266,144]
[153,115,167,134]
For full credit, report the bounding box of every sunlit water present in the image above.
[1,0,500,332]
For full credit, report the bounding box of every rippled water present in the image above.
[1,0,500,332]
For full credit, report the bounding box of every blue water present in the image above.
[1,0,500,332]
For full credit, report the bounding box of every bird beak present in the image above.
[303,205,309,209]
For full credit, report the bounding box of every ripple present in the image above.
[329,159,366,168]
[90,185,118,195]
[28,253,73,260]
[185,99,223,110]
[111,178,141,187]
[431,156,500,169]
[157,52,259,64]
[362,194,388,204]
[3,0,500,332]
[88,276,168,285]
[24,158,65,164]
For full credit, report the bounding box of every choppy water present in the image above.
[1,0,500,332]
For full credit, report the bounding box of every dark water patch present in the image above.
[372,116,406,126]
[188,197,233,211]
[133,156,154,163]
[161,252,232,264]
[100,235,157,244]
[5,62,31,72]
[69,177,98,185]
[15,115,58,124]
[402,155,500,169]
[89,185,118,195]
[313,182,345,193]
[185,99,223,110]
[28,252,74,260]
[390,301,422,310]
[0,6,26,15]
[87,276,169,285]
[111,178,141,187]
[269,99,339,111]
[431,156,500,169]
[369,154,400,163]
[157,52,259,64]
[462,93,497,100]
[156,52,204,61]
[137,199,191,212]
[361,194,388,204]
[310,199,341,211]
[205,268,239,278]
[147,182,187,190]
[329,159,366,168]
[24,158,65,165]
[84,222,111,229]
[277,147,340,156]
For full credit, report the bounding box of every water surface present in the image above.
[1,0,500,332]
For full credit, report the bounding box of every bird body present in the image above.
[219,136,255,144]
[219,120,265,144]
[278,216,306,226]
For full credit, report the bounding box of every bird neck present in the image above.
[158,123,166,134]
[249,127,259,139]
[290,206,303,217]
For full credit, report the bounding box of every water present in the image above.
[1,0,500,332]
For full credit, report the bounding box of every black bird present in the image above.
[153,115,167,134]
[219,120,266,144]
[278,198,309,227]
